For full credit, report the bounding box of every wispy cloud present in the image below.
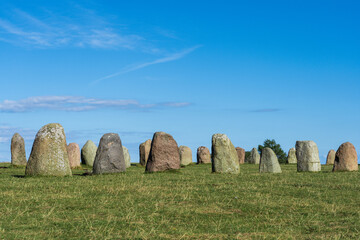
[250,108,282,113]
[92,45,202,84]
[0,96,191,113]
[0,8,144,49]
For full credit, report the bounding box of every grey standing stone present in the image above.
[139,139,151,166]
[211,134,240,174]
[296,141,321,172]
[259,147,282,173]
[145,132,181,172]
[122,146,131,168]
[179,146,192,166]
[197,146,211,164]
[326,150,336,165]
[81,140,97,167]
[248,148,260,164]
[93,133,126,174]
[11,133,27,166]
[287,148,297,164]
[25,123,72,176]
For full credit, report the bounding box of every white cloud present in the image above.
[92,45,202,84]
[0,8,143,49]
[0,96,191,113]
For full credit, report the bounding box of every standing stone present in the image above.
[122,146,131,168]
[296,141,321,172]
[179,146,192,166]
[11,133,27,166]
[25,123,72,176]
[145,132,180,172]
[197,146,211,164]
[326,150,336,165]
[67,143,80,169]
[259,147,282,173]
[248,148,260,164]
[211,134,240,174]
[81,140,97,167]
[93,133,126,174]
[287,148,297,164]
[235,147,245,164]
[139,139,151,166]
[333,142,358,172]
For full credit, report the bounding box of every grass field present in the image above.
[0,162,359,239]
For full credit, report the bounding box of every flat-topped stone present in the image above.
[296,141,321,172]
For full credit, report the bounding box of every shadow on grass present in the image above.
[12,175,25,178]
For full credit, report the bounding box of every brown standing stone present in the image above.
[333,142,358,172]
[67,143,80,169]
[139,139,151,166]
[145,132,180,172]
[197,146,211,164]
[235,147,245,164]
[326,149,336,165]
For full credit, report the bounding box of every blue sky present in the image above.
[0,0,359,163]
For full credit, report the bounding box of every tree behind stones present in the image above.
[258,139,287,164]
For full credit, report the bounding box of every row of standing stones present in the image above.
[9,123,358,176]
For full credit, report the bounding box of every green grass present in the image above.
[0,163,359,239]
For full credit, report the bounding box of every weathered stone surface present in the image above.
[296,141,321,172]
[179,146,192,166]
[122,146,131,168]
[145,132,180,172]
[248,148,260,164]
[259,147,282,173]
[287,148,297,164]
[139,139,151,166]
[81,140,97,167]
[211,134,240,174]
[326,149,336,165]
[333,142,358,172]
[25,123,72,176]
[67,143,80,169]
[11,133,27,166]
[93,133,126,174]
[197,146,211,164]
[235,147,245,164]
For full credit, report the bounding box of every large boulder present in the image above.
[287,148,297,164]
[122,146,131,168]
[296,141,321,172]
[67,143,80,169]
[248,148,260,164]
[235,147,245,164]
[326,149,336,165]
[25,123,72,176]
[333,142,358,172]
[139,139,151,166]
[145,132,180,172]
[211,134,240,174]
[11,133,27,166]
[179,146,192,166]
[259,147,282,173]
[197,146,211,164]
[81,140,97,166]
[93,133,126,174]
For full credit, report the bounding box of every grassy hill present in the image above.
[0,163,359,239]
